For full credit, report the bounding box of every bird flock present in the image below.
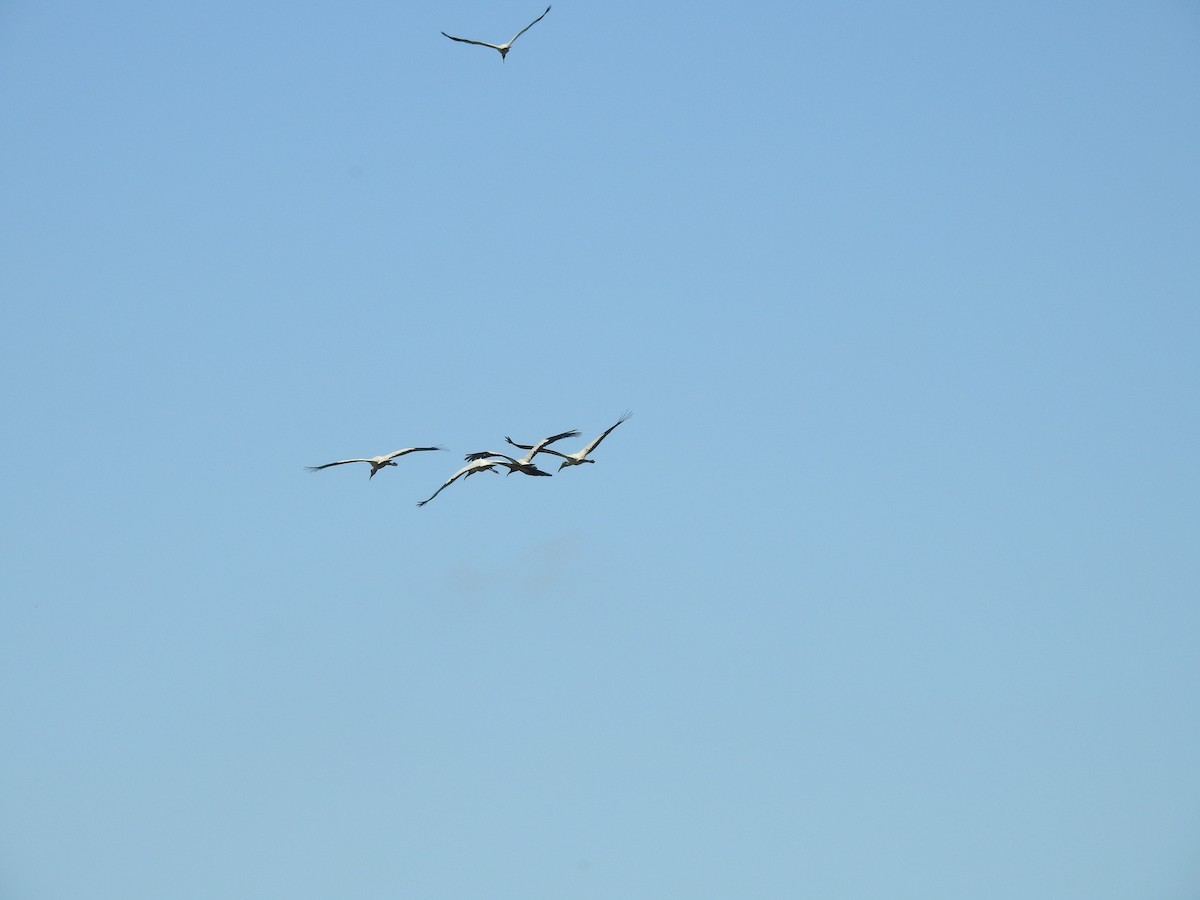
[308,8,625,509]
[307,413,631,507]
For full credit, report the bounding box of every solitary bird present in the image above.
[465,428,579,475]
[306,446,446,479]
[506,412,631,471]
[441,5,551,62]
[417,458,504,507]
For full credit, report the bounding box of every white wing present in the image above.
[579,411,631,457]
[508,5,551,46]
[441,32,506,53]
[305,458,372,471]
[417,460,497,506]
[380,446,445,463]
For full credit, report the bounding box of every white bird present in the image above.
[416,458,504,507]
[441,5,551,62]
[506,412,631,471]
[465,428,579,475]
[306,446,446,479]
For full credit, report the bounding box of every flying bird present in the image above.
[465,428,579,475]
[506,412,631,471]
[461,452,555,478]
[441,5,551,62]
[306,446,446,479]
[416,458,504,507]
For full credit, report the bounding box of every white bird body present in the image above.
[442,5,551,62]
[417,458,502,507]
[506,412,631,471]
[306,446,446,479]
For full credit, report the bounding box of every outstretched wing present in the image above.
[464,450,519,463]
[417,461,497,506]
[503,436,536,451]
[441,32,505,53]
[505,436,570,459]
[508,5,551,45]
[381,446,446,463]
[528,428,580,457]
[580,411,632,457]
[416,482,450,507]
[305,459,371,471]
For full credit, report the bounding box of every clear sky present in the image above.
[2,1,1198,897]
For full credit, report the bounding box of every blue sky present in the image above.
[2,1,1198,897]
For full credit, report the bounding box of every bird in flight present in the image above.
[465,428,578,476]
[460,452,554,479]
[306,446,446,479]
[441,5,551,62]
[506,412,631,471]
[417,458,504,507]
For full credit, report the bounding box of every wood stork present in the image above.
[461,452,554,478]
[416,458,502,507]
[441,5,551,62]
[306,446,446,479]
[465,428,578,476]
[506,412,631,471]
